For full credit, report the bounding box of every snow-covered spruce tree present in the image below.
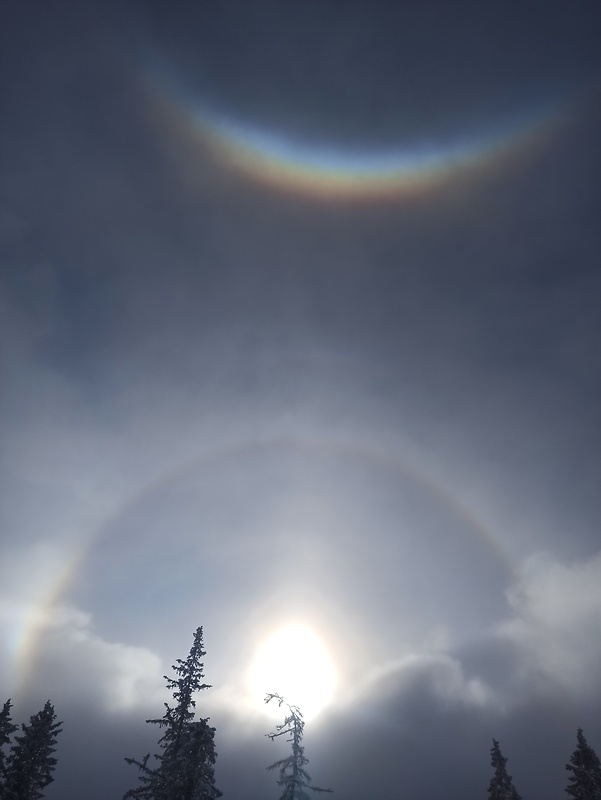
[0,700,18,792]
[265,693,332,800]
[488,739,521,800]
[124,627,221,800]
[566,728,601,800]
[2,700,62,800]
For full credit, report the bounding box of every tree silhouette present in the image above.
[488,739,521,800]
[2,701,62,800]
[0,700,18,792]
[125,627,221,800]
[265,693,332,800]
[566,728,601,800]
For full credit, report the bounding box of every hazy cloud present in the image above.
[12,602,165,713]
[498,550,601,696]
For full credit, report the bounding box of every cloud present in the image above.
[6,551,601,800]
[496,550,601,696]
[353,651,496,721]
[5,601,166,713]
[338,548,601,728]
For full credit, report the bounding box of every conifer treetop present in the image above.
[488,738,522,800]
[124,626,221,800]
[265,693,332,800]
[4,700,62,800]
[0,699,18,787]
[566,728,601,800]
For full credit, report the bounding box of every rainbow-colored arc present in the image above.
[148,75,565,200]
[11,436,516,701]
[195,115,520,198]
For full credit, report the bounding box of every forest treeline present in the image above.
[2,627,601,800]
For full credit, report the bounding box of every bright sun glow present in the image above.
[247,624,338,721]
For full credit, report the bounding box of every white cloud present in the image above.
[353,650,496,714]
[1,599,166,713]
[397,652,494,707]
[342,550,601,721]
[497,550,601,695]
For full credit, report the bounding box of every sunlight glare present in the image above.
[247,624,337,721]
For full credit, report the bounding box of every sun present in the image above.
[247,624,338,721]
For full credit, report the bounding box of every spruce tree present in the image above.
[566,728,601,800]
[488,739,521,800]
[125,627,221,800]
[265,693,332,800]
[2,701,62,800]
[0,700,18,791]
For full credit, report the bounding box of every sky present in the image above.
[1,1,601,798]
